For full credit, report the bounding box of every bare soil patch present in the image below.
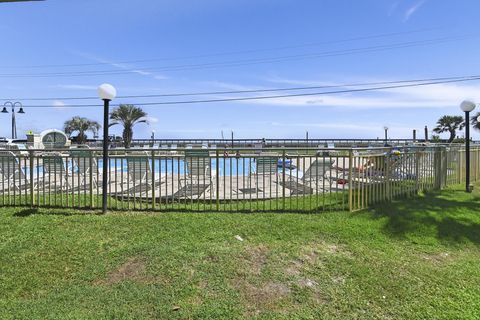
[421,252,452,265]
[94,256,154,285]
[243,245,269,275]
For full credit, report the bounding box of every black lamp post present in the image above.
[97,84,117,213]
[2,101,25,139]
[383,126,389,146]
[460,100,476,193]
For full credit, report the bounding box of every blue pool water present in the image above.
[101,158,256,176]
[25,158,300,177]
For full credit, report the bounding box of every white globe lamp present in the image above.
[98,83,117,101]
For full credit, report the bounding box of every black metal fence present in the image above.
[1,146,478,212]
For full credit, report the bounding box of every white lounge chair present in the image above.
[0,151,30,192]
[124,155,163,195]
[42,155,71,191]
[241,155,279,195]
[283,158,336,194]
[70,149,99,189]
[302,159,336,186]
[177,149,214,199]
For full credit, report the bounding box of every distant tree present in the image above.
[64,116,101,144]
[431,134,441,143]
[453,137,466,144]
[109,104,148,148]
[433,115,465,143]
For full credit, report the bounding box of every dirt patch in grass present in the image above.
[421,252,452,265]
[232,245,294,316]
[233,241,347,315]
[286,240,351,276]
[94,256,155,285]
[233,280,291,317]
[243,245,269,275]
[297,278,318,288]
[285,259,303,276]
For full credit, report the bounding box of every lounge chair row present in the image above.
[3,149,402,199]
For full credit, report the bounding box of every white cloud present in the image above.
[162,129,211,133]
[404,0,427,21]
[263,75,339,87]
[388,1,401,16]
[271,121,413,132]
[146,116,159,123]
[52,100,66,110]
[221,78,480,110]
[55,84,97,90]
[71,51,168,80]
[199,80,260,91]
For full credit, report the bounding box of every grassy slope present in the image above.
[0,185,479,319]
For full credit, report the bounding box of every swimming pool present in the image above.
[101,158,256,176]
[22,157,301,178]
[101,158,301,176]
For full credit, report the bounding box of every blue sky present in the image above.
[1,0,480,140]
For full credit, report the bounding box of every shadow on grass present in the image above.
[12,207,102,217]
[369,188,480,245]
[7,204,330,216]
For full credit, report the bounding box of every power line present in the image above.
[15,76,480,108]
[4,75,479,101]
[0,27,444,69]
[0,35,474,78]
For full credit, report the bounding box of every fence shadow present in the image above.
[369,189,480,245]
[12,207,102,217]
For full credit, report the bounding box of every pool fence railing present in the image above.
[0,145,479,212]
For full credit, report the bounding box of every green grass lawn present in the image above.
[1,185,479,319]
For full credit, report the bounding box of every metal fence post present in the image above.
[29,150,34,207]
[89,152,94,208]
[415,151,420,193]
[434,148,441,190]
[215,150,220,211]
[442,147,448,188]
[385,151,391,201]
[151,150,156,210]
[348,150,353,212]
[282,149,286,211]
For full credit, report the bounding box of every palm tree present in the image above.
[64,116,101,145]
[433,115,465,143]
[471,112,480,131]
[110,104,148,148]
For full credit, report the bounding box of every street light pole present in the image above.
[383,126,389,145]
[98,84,117,213]
[2,102,25,139]
[151,130,155,146]
[460,100,476,193]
